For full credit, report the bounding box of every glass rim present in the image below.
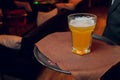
[68,13,97,18]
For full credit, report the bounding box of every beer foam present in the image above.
[69,17,95,27]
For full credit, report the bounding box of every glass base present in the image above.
[72,47,90,55]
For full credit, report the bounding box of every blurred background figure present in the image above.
[103,0,120,45]
[101,0,120,80]
[37,0,89,26]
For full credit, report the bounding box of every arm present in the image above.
[55,0,82,10]
[14,1,32,12]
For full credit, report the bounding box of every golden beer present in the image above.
[68,13,97,55]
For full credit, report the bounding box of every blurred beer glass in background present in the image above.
[68,13,97,55]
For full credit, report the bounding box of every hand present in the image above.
[55,3,65,9]
[55,3,75,10]
[0,35,22,49]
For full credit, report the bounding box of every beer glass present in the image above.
[68,13,97,55]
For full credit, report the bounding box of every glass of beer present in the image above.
[68,13,97,55]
